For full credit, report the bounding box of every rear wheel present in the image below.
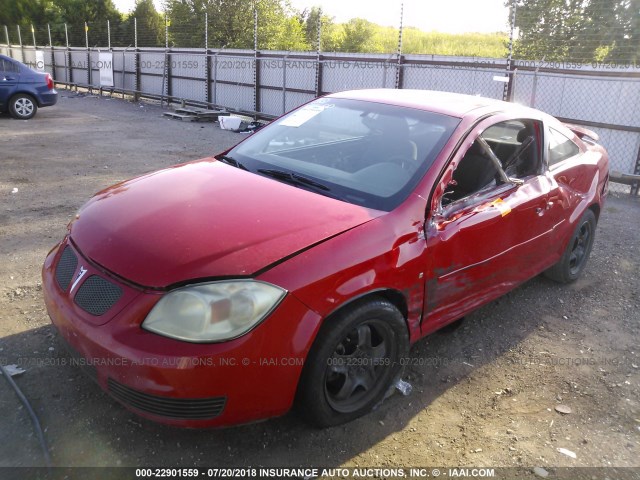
[544,209,596,283]
[297,297,409,427]
[9,94,38,120]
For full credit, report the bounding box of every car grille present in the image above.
[108,378,227,420]
[74,275,123,316]
[55,246,78,290]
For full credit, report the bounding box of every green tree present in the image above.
[164,0,308,50]
[131,0,164,47]
[340,18,381,52]
[511,0,639,62]
[0,0,49,25]
[46,0,122,46]
[301,6,340,51]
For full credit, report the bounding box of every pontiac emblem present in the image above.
[70,266,88,293]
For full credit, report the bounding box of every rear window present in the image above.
[548,128,580,166]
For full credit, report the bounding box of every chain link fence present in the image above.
[1,12,639,195]
[511,65,640,194]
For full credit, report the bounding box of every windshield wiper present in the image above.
[216,154,248,171]
[257,168,331,191]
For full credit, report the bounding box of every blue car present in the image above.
[0,54,58,119]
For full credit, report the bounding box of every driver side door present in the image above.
[422,115,558,332]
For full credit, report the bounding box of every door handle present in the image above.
[536,201,553,216]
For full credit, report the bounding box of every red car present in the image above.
[43,89,609,427]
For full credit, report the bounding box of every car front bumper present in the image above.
[42,239,321,427]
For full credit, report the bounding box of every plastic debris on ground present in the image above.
[555,404,572,414]
[532,467,549,478]
[0,365,26,377]
[557,447,577,459]
[219,116,267,133]
[395,378,413,396]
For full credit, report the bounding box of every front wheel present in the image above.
[297,297,409,427]
[544,209,597,283]
[9,94,38,120]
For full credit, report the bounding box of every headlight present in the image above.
[141,280,286,343]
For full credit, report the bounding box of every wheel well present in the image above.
[323,289,409,325]
[589,203,600,222]
[10,92,37,105]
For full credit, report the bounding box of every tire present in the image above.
[544,209,596,283]
[297,297,409,427]
[9,94,38,120]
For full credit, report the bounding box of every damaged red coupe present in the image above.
[42,89,609,427]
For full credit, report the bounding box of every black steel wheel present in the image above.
[297,297,409,427]
[545,209,597,283]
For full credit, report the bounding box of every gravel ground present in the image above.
[0,92,638,476]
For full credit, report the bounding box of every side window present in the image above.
[443,139,500,203]
[481,119,541,178]
[548,128,580,166]
[0,59,18,73]
[443,119,541,205]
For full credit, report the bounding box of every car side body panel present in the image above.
[259,192,429,344]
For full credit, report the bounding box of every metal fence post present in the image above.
[134,17,140,101]
[122,46,127,97]
[165,14,168,49]
[632,145,640,196]
[48,24,56,81]
[253,4,260,116]
[396,56,405,89]
[204,12,208,50]
[282,52,288,114]
[314,9,322,97]
[161,15,171,105]
[204,13,211,105]
[395,2,404,89]
[529,58,544,108]
[213,49,219,106]
[85,22,91,86]
[65,23,71,84]
[504,0,517,101]
[31,24,36,47]
[17,25,23,61]
[107,20,111,50]
[4,25,10,48]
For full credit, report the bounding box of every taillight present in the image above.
[45,73,54,90]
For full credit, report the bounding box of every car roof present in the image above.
[329,89,543,120]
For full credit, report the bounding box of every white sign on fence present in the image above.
[35,50,45,71]
[99,52,114,87]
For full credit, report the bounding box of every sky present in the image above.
[111,0,510,34]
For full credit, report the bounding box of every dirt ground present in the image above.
[0,92,638,476]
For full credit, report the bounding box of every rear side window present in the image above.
[0,58,19,73]
[548,128,580,166]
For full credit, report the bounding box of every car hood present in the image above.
[70,159,383,288]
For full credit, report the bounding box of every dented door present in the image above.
[421,117,559,333]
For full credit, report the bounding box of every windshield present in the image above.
[229,97,460,211]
